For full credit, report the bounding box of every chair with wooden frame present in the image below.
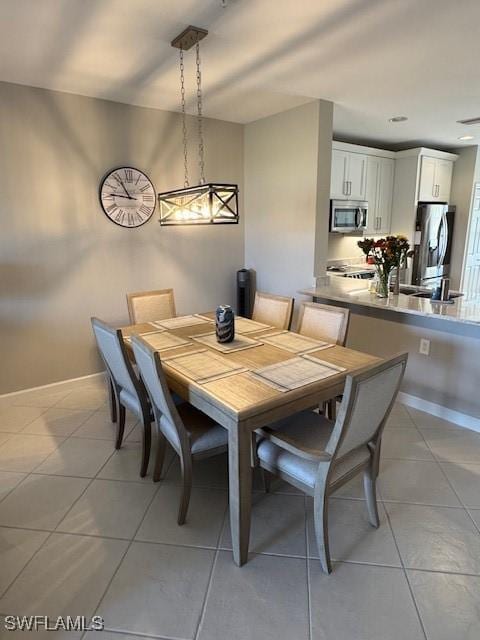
[131,335,228,524]
[126,288,176,324]
[297,301,351,419]
[255,353,408,574]
[252,291,294,330]
[91,317,152,477]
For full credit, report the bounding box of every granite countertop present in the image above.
[300,277,480,326]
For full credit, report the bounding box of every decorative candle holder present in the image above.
[216,305,235,343]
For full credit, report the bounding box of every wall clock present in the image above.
[99,167,156,228]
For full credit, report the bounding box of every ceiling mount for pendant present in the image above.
[171,26,208,51]
[159,24,239,227]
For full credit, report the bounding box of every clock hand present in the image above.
[119,179,133,199]
[107,193,137,200]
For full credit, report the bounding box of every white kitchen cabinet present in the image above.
[365,156,394,235]
[418,156,453,202]
[330,150,367,199]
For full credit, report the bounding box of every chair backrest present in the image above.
[126,289,176,324]
[131,335,188,454]
[326,353,408,460]
[297,302,350,346]
[91,317,142,400]
[252,291,294,330]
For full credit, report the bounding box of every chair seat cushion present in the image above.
[257,410,370,489]
[176,403,228,455]
[119,388,142,417]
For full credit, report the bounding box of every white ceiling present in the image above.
[1,0,480,149]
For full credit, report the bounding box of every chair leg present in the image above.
[177,457,192,525]
[107,377,117,423]
[262,468,272,493]
[313,486,332,574]
[140,418,152,478]
[153,431,167,482]
[363,468,380,528]
[115,403,126,450]
[327,398,337,421]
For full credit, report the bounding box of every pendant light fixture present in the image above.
[158,26,239,226]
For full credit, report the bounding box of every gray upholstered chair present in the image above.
[126,288,176,324]
[131,335,228,524]
[297,301,351,419]
[91,317,152,477]
[255,353,408,574]
[252,291,294,330]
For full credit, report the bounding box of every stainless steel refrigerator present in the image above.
[411,203,455,287]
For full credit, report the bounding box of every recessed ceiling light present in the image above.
[388,116,408,123]
[458,135,475,141]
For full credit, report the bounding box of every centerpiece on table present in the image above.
[358,235,412,298]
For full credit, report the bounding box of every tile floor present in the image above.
[0,378,480,639]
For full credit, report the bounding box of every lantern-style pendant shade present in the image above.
[158,183,239,226]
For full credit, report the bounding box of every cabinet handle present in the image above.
[343,181,347,196]
[348,181,352,196]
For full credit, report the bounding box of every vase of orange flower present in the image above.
[358,235,412,298]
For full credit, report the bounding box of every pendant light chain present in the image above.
[196,40,206,185]
[179,47,189,188]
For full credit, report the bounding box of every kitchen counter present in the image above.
[300,277,480,327]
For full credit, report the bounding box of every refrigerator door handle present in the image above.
[439,212,448,266]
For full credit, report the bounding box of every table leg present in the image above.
[228,423,252,566]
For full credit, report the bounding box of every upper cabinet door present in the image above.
[435,159,453,202]
[347,153,367,200]
[331,150,348,198]
[365,156,380,234]
[377,157,394,233]
[419,156,437,201]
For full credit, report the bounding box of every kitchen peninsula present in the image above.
[301,278,480,426]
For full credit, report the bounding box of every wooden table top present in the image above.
[120,313,380,429]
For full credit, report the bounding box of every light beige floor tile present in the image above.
[385,411,416,429]
[97,542,214,639]
[407,407,460,429]
[385,502,480,573]
[198,551,309,640]
[251,467,304,495]
[408,569,480,640]
[307,498,401,566]
[0,434,65,472]
[0,474,89,530]
[166,452,229,488]
[57,479,157,539]
[221,492,307,557]
[0,406,46,433]
[420,427,480,463]
[0,433,11,448]
[382,428,434,460]
[379,458,461,506]
[309,562,424,640]
[11,388,71,408]
[84,633,145,640]
[0,471,27,502]
[22,408,93,437]
[35,438,114,478]
[96,443,152,482]
[440,461,480,507]
[391,402,411,418]
[136,484,227,547]
[467,509,480,532]
[0,527,49,597]
[55,386,107,411]
[72,410,135,441]
[330,473,367,500]
[0,533,127,639]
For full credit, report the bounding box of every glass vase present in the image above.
[376,268,390,298]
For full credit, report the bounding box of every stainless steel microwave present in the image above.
[330,200,368,233]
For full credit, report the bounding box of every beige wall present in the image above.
[449,145,479,290]
[328,235,365,262]
[0,82,244,393]
[244,100,333,308]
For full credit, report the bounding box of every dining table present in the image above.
[120,312,380,566]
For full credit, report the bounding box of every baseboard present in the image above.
[0,371,106,399]
[398,391,480,434]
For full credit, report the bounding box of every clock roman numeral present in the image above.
[139,184,150,192]
[142,194,154,202]
[139,204,151,216]
[124,169,133,182]
[106,204,117,214]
